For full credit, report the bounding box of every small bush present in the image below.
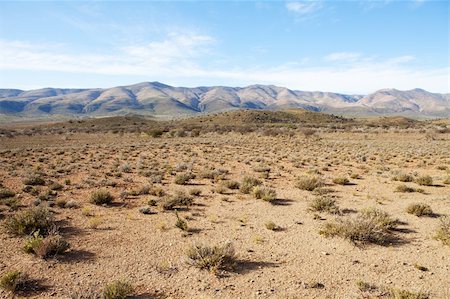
[389,288,428,299]
[434,216,450,246]
[239,176,262,194]
[102,280,133,299]
[174,173,195,185]
[3,207,54,236]
[319,208,398,245]
[295,176,322,191]
[265,221,278,231]
[0,271,26,293]
[138,206,152,214]
[23,173,45,186]
[395,184,417,193]
[24,232,70,259]
[252,186,277,203]
[161,191,193,210]
[189,188,202,196]
[0,188,15,199]
[186,242,236,273]
[222,180,240,190]
[332,176,350,185]
[309,197,339,214]
[415,175,433,186]
[392,173,413,182]
[406,203,433,217]
[90,190,113,205]
[175,212,188,231]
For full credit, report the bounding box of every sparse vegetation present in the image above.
[239,176,262,194]
[414,175,433,186]
[251,186,277,203]
[102,280,134,299]
[295,176,322,191]
[186,242,236,273]
[90,189,114,205]
[0,271,26,293]
[24,232,70,258]
[3,207,54,236]
[309,197,339,214]
[434,216,450,246]
[406,203,433,217]
[174,172,195,185]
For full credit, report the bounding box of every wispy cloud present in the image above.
[0,38,447,93]
[286,1,322,15]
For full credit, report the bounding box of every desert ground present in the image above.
[0,112,449,299]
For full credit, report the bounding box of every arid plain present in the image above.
[0,111,449,299]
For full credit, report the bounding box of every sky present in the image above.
[0,0,448,94]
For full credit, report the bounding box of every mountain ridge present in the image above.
[0,82,448,119]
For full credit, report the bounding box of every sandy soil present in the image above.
[0,131,449,298]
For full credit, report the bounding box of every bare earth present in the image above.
[0,131,449,298]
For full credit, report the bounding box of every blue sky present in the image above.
[0,0,448,93]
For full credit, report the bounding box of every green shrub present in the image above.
[3,207,54,236]
[415,175,433,186]
[295,176,322,191]
[102,280,134,299]
[406,203,433,217]
[186,242,236,273]
[175,212,188,231]
[0,271,26,293]
[90,190,114,205]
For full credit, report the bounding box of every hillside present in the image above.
[0,82,449,120]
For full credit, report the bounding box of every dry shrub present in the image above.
[3,207,54,236]
[102,280,133,299]
[309,197,340,214]
[90,190,113,205]
[295,176,323,191]
[406,203,433,217]
[161,191,193,210]
[434,216,450,246]
[415,175,433,186]
[174,172,195,185]
[251,186,277,203]
[24,232,70,259]
[0,271,27,293]
[319,208,398,245]
[239,176,262,194]
[186,241,236,274]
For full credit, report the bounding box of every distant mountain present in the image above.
[0,82,448,119]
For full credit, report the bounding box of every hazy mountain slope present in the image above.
[0,82,448,118]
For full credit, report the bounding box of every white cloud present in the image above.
[325,52,363,62]
[286,1,322,15]
[0,38,448,94]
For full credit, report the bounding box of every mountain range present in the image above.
[0,82,449,119]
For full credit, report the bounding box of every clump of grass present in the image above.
[392,173,413,182]
[186,242,236,274]
[239,176,262,194]
[174,172,195,185]
[406,203,433,217]
[415,175,433,186]
[3,207,54,236]
[149,186,165,197]
[102,280,134,299]
[23,231,70,259]
[412,263,428,272]
[23,173,45,186]
[389,288,428,299]
[90,189,113,205]
[332,176,350,185]
[175,212,188,231]
[434,216,450,246]
[0,271,26,293]
[355,280,377,292]
[309,197,339,214]
[161,191,193,210]
[189,188,202,196]
[252,186,277,203]
[222,180,240,190]
[265,221,278,231]
[0,188,15,199]
[295,176,322,191]
[443,176,450,185]
[395,184,420,193]
[319,208,398,245]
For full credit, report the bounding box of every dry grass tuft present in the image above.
[186,241,236,273]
